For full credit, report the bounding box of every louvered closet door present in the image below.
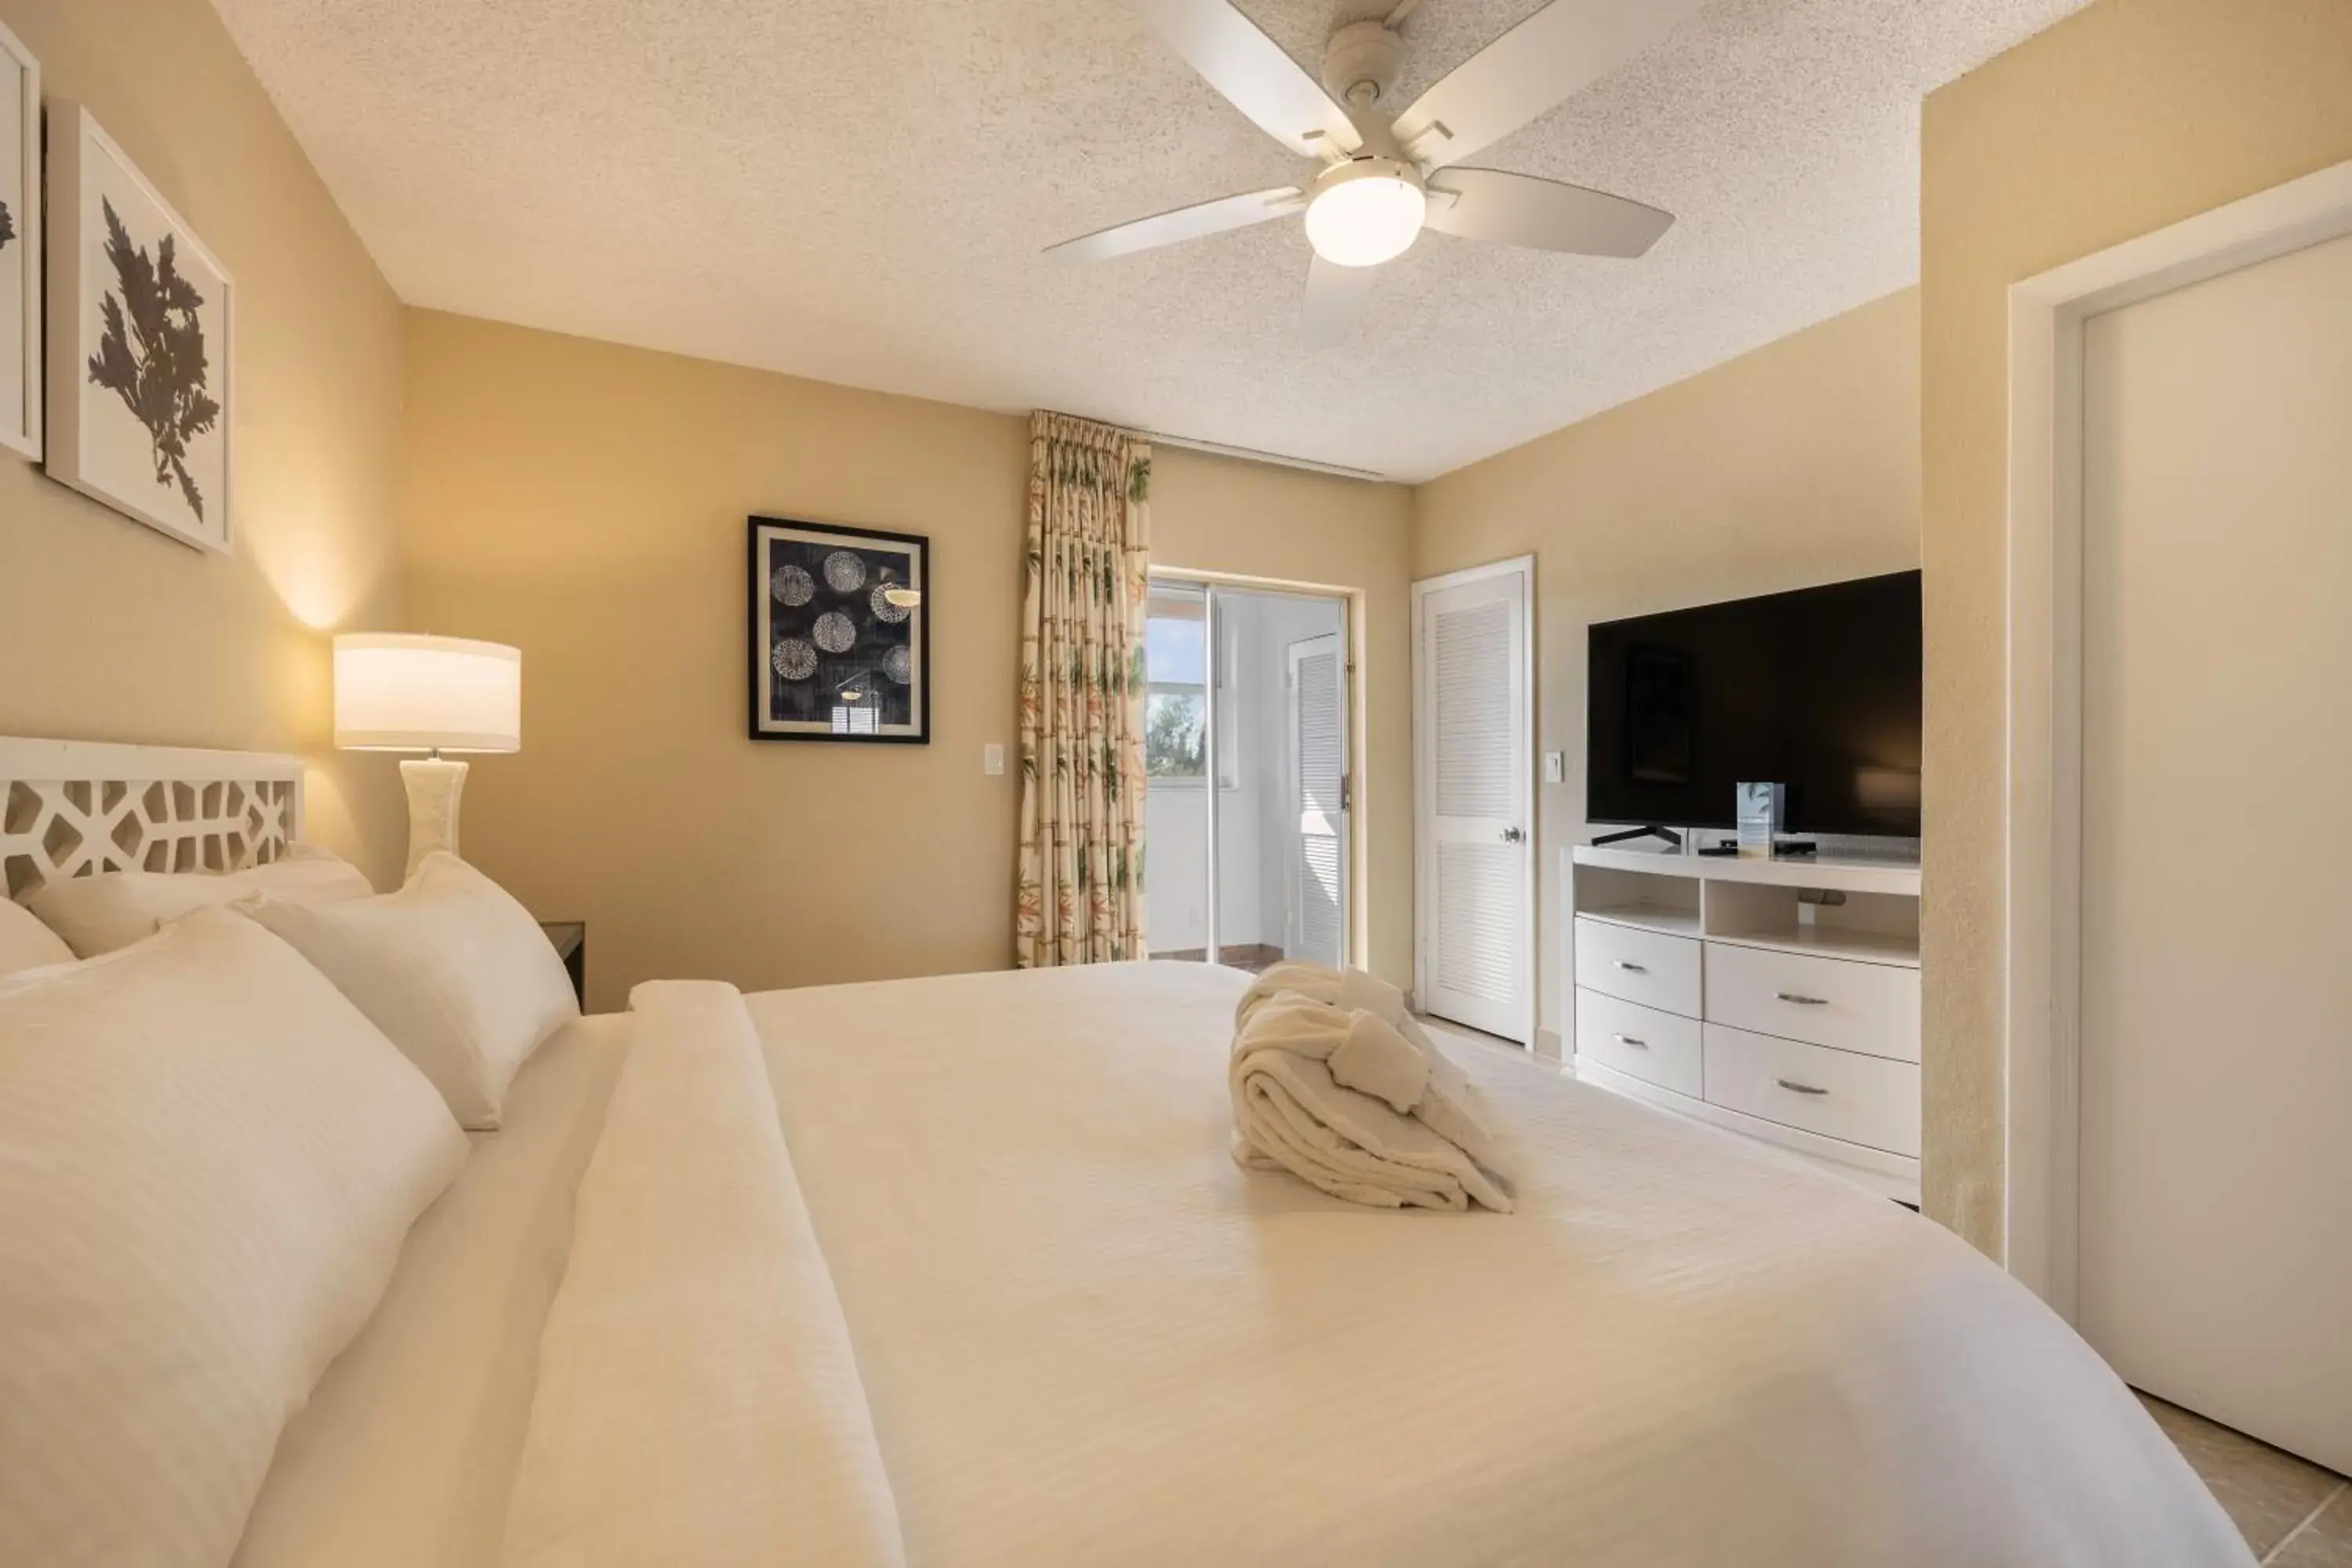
[1414,562,1534,1042]
[1287,633,1348,969]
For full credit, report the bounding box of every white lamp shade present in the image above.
[334,634,522,753]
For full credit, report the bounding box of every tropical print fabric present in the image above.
[1016,411,1151,967]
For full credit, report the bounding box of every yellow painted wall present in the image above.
[1410,289,1922,1052]
[1919,0,2352,1254]
[0,0,408,884]
[401,313,1411,1010]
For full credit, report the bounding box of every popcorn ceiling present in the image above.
[215,0,2089,481]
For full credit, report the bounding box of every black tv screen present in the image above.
[1586,572,1922,838]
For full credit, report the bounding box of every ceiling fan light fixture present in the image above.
[1304,158,1426,268]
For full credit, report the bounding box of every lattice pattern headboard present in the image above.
[0,738,306,900]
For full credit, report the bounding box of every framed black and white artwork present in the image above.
[45,104,234,552]
[747,516,929,743]
[0,21,38,462]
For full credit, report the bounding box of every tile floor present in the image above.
[2137,1395,2351,1566]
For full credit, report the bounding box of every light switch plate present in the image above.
[1543,750,1565,784]
[984,743,1005,776]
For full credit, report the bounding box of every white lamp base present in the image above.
[399,757,470,879]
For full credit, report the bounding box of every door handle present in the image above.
[1775,992,1830,1006]
[1774,1079,1830,1097]
[1611,1033,1649,1050]
[1501,826,1525,844]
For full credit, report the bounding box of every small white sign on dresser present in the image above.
[1735,782,1784,858]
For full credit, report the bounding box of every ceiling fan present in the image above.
[1048,0,1701,347]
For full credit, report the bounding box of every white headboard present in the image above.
[0,737,306,900]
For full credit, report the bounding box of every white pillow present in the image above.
[237,852,580,1131]
[0,896,74,978]
[0,907,466,1568]
[24,844,373,957]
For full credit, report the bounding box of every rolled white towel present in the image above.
[1229,994,1515,1214]
[1235,965,1506,1176]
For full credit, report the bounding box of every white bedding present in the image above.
[232,961,2249,1568]
[232,1014,629,1568]
[499,982,903,1568]
[746,962,2246,1566]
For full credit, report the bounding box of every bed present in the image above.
[1,742,2252,1567]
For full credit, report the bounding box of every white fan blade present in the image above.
[1391,0,1704,170]
[1302,255,1372,349]
[1140,0,1362,159]
[1425,168,1673,257]
[1047,186,1305,262]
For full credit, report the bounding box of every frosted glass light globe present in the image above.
[1305,164,1427,268]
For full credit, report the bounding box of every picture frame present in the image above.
[0,21,38,462]
[45,103,235,552]
[746,516,930,744]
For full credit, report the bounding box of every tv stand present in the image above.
[1566,844,1922,1203]
[1591,824,1683,850]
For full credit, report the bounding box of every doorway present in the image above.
[2005,158,2352,1477]
[1142,578,1350,974]
[2071,227,2351,1474]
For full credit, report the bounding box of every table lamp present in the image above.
[333,633,522,878]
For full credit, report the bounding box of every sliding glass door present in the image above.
[1142,576,1348,974]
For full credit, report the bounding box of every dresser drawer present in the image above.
[1702,1024,1920,1156]
[1574,988,1703,1098]
[1703,942,1920,1062]
[1573,917,1701,1018]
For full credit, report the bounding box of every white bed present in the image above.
[216,960,2243,1567]
[1,742,2253,1566]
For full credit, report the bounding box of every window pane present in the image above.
[1145,691,1206,778]
[1145,615,1205,685]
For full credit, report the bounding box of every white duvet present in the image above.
[243,960,2249,1567]
[745,963,2245,1566]
[499,982,902,1568]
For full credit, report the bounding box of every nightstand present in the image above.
[539,921,585,1009]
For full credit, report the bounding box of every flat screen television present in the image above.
[1586,571,1922,839]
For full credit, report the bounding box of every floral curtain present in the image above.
[1016,411,1151,967]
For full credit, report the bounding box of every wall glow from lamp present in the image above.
[1305,160,1427,268]
[334,633,521,877]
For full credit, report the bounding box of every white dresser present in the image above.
[1566,844,1922,1203]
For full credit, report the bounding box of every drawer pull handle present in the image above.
[1775,991,1829,1006]
[1611,1033,1649,1050]
[1613,960,1648,974]
[1774,1078,1831,1097]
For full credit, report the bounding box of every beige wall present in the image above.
[1410,289,1922,1052]
[1919,0,2352,1256]
[0,0,408,886]
[402,313,1410,1010]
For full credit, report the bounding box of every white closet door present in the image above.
[2076,228,2352,1472]
[1286,633,1348,969]
[1414,561,1534,1042]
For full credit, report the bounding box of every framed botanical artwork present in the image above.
[45,104,234,552]
[0,21,38,462]
[747,516,929,743]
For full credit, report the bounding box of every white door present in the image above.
[1414,559,1534,1042]
[1286,632,1348,968]
[2075,228,2352,1471]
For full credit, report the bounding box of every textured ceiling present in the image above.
[215,0,2088,481]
